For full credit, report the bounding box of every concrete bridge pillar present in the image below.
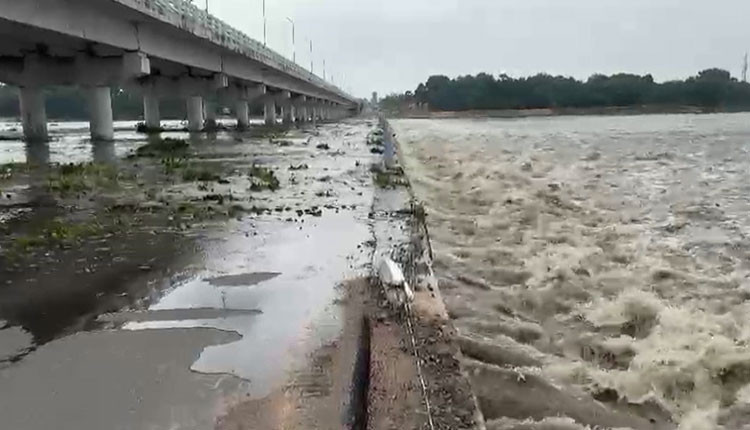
[25,141,50,165]
[87,87,114,141]
[187,96,204,132]
[235,100,249,129]
[143,92,160,130]
[92,141,116,164]
[293,96,307,125]
[282,105,295,126]
[264,98,277,126]
[19,87,48,142]
[204,101,218,130]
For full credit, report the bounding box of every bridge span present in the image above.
[0,0,359,141]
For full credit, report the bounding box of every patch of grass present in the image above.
[134,138,189,158]
[249,125,287,139]
[9,218,104,256]
[47,162,120,194]
[0,162,29,181]
[161,157,188,175]
[201,194,235,204]
[182,166,222,182]
[367,128,385,146]
[248,165,280,191]
[372,165,408,189]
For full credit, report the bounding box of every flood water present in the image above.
[0,117,379,430]
[394,113,750,429]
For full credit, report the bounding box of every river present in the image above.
[393,113,750,430]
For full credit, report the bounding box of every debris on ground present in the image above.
[248,165,280,191]
[371,164,409,189]
[378,258,414,307]
[133,138,189,158]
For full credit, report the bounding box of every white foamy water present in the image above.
[394,114,750,429]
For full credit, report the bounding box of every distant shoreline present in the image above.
[391,105,750,119]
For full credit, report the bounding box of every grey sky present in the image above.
[207,0,750,98]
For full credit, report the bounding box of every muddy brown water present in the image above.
[0,118,382,430]
[395,114,750,430]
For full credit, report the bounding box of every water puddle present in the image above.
[123,213,372,397]
[206,272,281,287]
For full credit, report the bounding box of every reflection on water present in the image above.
[0,119,258,164]
[125,214,371,398]
[396,113,750,428]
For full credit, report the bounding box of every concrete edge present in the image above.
[370,116,488,430]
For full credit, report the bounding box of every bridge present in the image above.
[0,0,359,141]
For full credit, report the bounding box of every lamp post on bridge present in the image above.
[263,0,267,46]
[286,17,296,63]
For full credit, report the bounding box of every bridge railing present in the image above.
[122,0,352,102]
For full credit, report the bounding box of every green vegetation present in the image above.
[161,157,188,175]
[181,166,222,182]
[134,138,189,158]
[372,165,408,189]
[0,162,29,181]
[381,69,750,113]
[248,125,287,139]
[248,165,280,191]
[367,128,385,145]
[9,218,104,256]
[47,162,120,194]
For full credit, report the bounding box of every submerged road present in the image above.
[0,118,380,429]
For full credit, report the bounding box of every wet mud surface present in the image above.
[0,117,385,429]
[395,114,750,429]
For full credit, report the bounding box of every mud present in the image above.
[0,117,385,429]
[214,279,371,430]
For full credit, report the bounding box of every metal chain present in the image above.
[404,302,436,430]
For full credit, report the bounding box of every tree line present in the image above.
[381,69,750,113]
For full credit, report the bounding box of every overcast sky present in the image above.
[206,0,750,98]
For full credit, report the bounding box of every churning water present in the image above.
[394,114,750,429]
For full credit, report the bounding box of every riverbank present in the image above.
[392,105,728,119]
[0,118,376,429]
[0,116,483,429]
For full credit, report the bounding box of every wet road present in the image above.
[0,117,379,429]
